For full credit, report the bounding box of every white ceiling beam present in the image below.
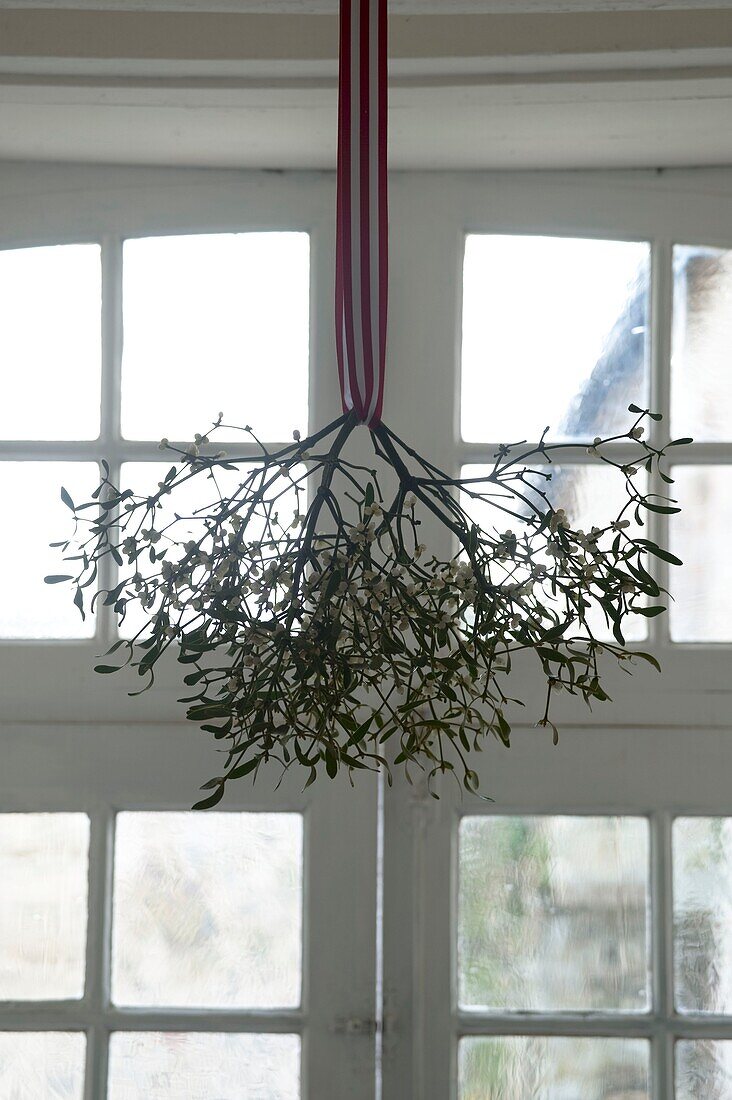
[0,1,730,11]
[0,9,731,67]
[0,5,730,169]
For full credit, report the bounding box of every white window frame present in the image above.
[387,728,732,1100]
[1,162,732,1100]
[378,167,732,1100]
[0,163,378,1100]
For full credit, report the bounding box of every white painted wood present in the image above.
[402,731,732,1100]
[648,238,674,645]
[1,161,731,722]
[376,165,732,1100]
[0,164,376,1100]
[0,723,379,1100]
[2,6,732,168]
[1,1,730,13]
[2,161,732,1099]
[2,73,732,170]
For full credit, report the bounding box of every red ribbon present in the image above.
[335,0,388,427]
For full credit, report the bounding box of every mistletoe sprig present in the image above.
[48,406,689,804]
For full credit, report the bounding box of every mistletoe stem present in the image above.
[50,405,687,805]
[285,410,358,629]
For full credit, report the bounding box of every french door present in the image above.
[1,162,732,1099]
[381,168,732,1100]
[0,164,378,1100]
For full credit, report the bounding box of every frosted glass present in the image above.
[459,816,649,1012]
[108,1032,299,1100]
[0,1032,85,1099]
[677,1040,732,1099]
[0,462,98,638]
[461,464,647,641]
[0,814,89,1000]
[674,817,732,1014]
[112,812,302,1008]
[461,234,650,442]
[670,467,732,642]
[0,244,101,441]
[672,245,732,441]
[121,233,309,441]
[459,1036,649,1100]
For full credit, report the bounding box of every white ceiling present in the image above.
[0,3,731,169]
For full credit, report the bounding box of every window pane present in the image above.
[112,812,302,1008]
[0,244,101,441]
[121,233,309,442]
[459,816,649,1011]
[0,1032,85,1099]
[108,1033,299,1100]
[0,462,97,638]
[0,814,89,1000]
[674,817,732,1014]
[672,244,732,441]
[669,467,732,642]
[676,1040,732,1099]
[117,461,303,639]
[459,1036,649,1100]
[117,460,243,641]
[461,235,650,442]
[461,464,647,641]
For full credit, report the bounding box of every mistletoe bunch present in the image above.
[48,406,688,804]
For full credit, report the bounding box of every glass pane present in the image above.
[672,244,732,441]
[459,816,649,1011]
[670,467,732,642]
[112,812,302,1008]
[459,1036,649,1100]
[0,462,98,638]
[0,244,101,441]
[0,814,89,1000]
[677,1040,732,1099]
[674,817,732,1013]
[108,1033,299,1100]
[461,234,650,442]
[0,1032,85,1099]
[461,464,647,641]
[117,461,303,639]
[121,233,309,442]
[117,460,241,640]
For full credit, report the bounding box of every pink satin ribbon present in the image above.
[335,0,388,427]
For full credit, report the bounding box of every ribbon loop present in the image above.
[335,0,388,427]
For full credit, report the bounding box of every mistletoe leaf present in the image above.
[192,785,225,811]
[47,408,689,802]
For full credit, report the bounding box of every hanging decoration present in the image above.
[49,0,689,805]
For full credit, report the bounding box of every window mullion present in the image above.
[101,1009,305,1032]
[651,811,675,1100]
[83,809,115,1100]
[84,1023,110,1100]
[100,236,123,446]
[457,1013,660,1038]
[98,236,124,648]
[648,238,674,647]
